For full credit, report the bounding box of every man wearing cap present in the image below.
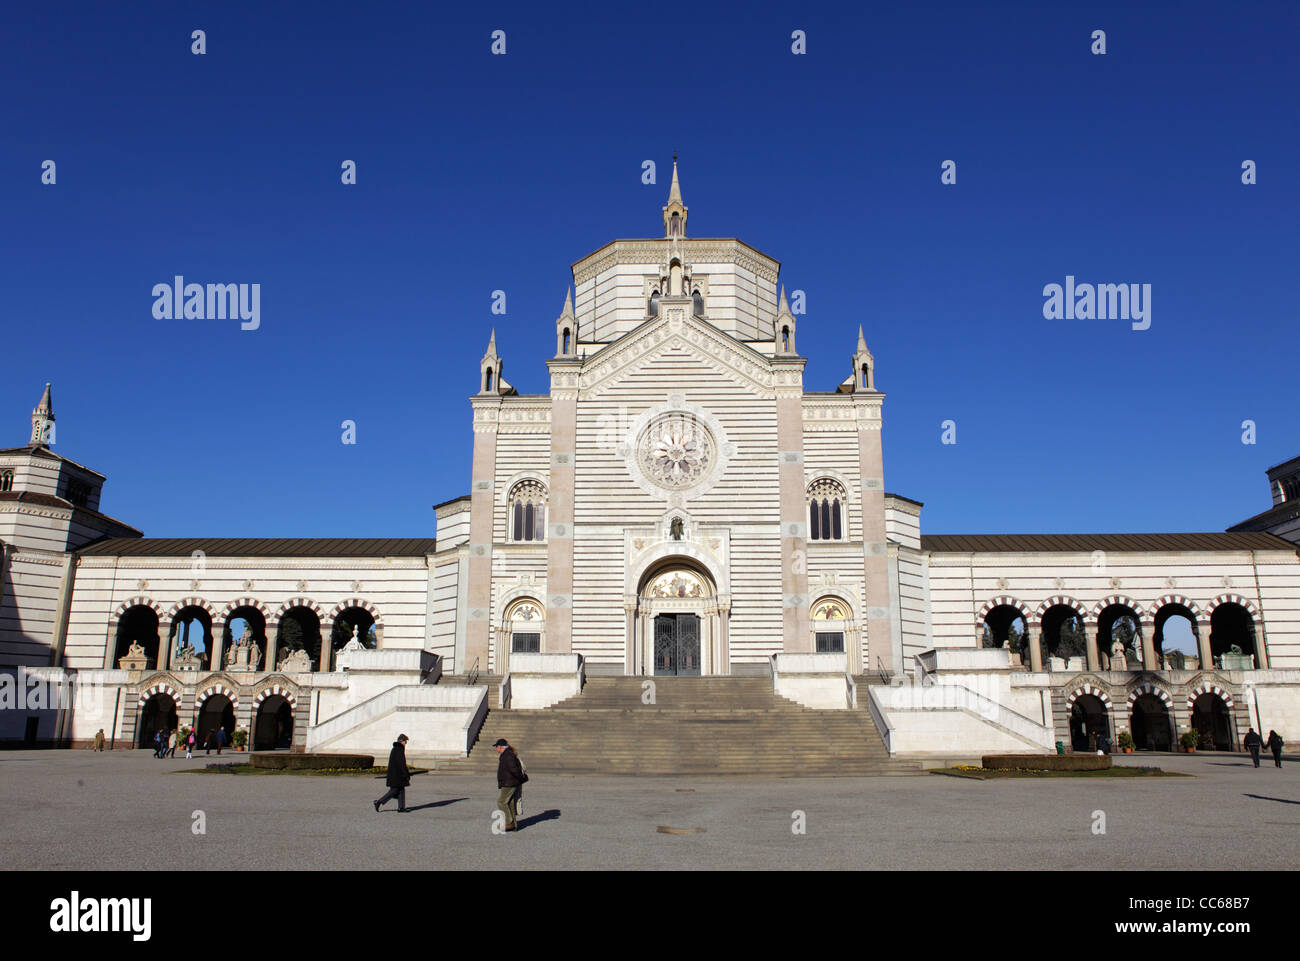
[494,739,526,832]
[374,734,411,813]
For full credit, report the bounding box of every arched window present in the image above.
[807,479,847,541]
[507,480,547,542]
[670,212,681,236]
[484,367,494,392]
[0,470,13,492]
[692,290,704,316]
[811,598,850,653]
[562,328,571,353]
[781,326,790,352]
[506,599,544,653]
[649,291,660,317]
[860,364,869,388]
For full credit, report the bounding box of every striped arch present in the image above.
[1204,593,1260,620]
[976,595,1032,629]
[166,596,217,622]
[114,596,164,622]
[136,681,183,708]
[253,684,299,713]
[329,597,384,629]
[1186,682,1234,710]
[1149,594,1202,620]
[195,683,240,709]
[1065,683,1113,710]
[275,596,328,627]
[221,596,271,624]
[1126,682,1172,708]
[1034,595,1088,622]
[1091,595,1145,626]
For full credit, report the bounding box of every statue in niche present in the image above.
[670,517,684,541]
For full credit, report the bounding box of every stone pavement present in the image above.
[0,750,1294,870]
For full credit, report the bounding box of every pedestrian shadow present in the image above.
[404,798,470,812]
[1243,794,1300,805]
[517,809,562,831]
[1208,762,1255,767]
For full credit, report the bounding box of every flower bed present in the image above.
[249,753,373,771]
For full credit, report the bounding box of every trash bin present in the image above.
[1055,741,1065,755]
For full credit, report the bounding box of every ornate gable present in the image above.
[580,304,779,399]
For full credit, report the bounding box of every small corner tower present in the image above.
[852,325,875,391]
[479,329,502,394]
[774,287,797,355]
[29,382,54,447]
[555,287,577,358]
[662,155,688,239]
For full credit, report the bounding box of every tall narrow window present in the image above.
[807,479,847,541]
[485,368,494,392]
[649,292,659,317]
[562,328,571,353]
[782,326,790,352]
[507,480,548,543]
[692,290,703,316]
[0,470,12,492]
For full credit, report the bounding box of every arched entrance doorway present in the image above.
[1070,694,1111,752]
[632,563,722,676]
[197,694,235,749]
[137,693,177,748]
[1191,694,1233,751]
[253,695,294,750]
[1130,694,1173,751]
[276,607,322,671]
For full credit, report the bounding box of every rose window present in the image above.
[637,414,716,491]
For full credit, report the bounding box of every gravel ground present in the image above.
[0,750,1295,870]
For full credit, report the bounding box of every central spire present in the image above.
[662,155,688,239]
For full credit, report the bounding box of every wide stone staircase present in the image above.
[424,676,925,776]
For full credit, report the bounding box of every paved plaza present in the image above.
[0,751,1295,871]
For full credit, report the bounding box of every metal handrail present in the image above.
[467,657,480,686]
[876,655,889,685]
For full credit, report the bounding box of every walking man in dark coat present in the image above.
[494,738,525,832]
[374,734,410,812]
[1244,728,1263,767]
[1266,730,1284,768]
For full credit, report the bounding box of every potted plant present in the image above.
[1117,730,1134,754]
[232,728,249,751]
[1179,729,1199,753]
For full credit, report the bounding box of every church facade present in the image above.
[3,164,1300,758]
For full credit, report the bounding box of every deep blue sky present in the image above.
[3,1,1296,538]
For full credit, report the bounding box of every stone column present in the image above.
[776,375,810,654]
[210,621,226,674]
[545,364,579,654]
[319,626,332,673]
[465,398,502,674]
[854,395,894,674]
[623,601,638,676]
[1085,626,1100,672]
[263,624,276,674]
[1141,627,1158,674]
[718,600,731,676]
[158,620,172,672]
[1029,630,1044,673]
[1195,619,1212,671]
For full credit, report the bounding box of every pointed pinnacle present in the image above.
[562,286,573,317]
[778,286,790,315]
[857,324,868,352]
[667,157,682,205]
